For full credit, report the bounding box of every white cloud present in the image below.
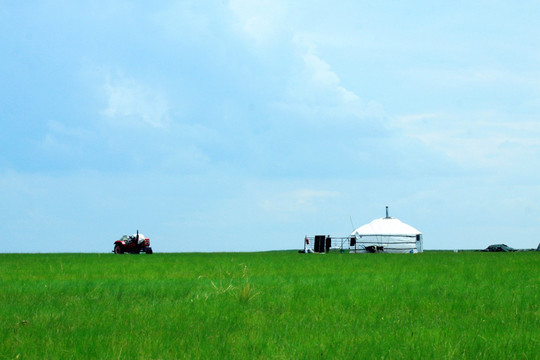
[37,121,95,156]
[392,112,540,173]
[228,0,286,45]
[404,66,540,89]
[102,75,170,128]
[302,52,359,103]
[260,188,339,215]
[278,34,385,121]
[153,1,214,39]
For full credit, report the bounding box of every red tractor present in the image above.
[113,230,153,254]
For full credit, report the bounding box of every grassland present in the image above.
[1,251,538,359]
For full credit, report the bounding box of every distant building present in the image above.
[350,207,423,253]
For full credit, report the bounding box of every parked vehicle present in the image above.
[113,230,153,254]
[481,244,516,252]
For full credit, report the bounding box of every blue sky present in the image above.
[1,1,540,252]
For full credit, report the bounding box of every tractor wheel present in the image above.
[145,248,153,254]
[114,244,124,254]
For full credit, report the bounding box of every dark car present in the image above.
[482,244,516,252]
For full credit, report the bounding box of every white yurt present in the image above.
[350,207,423,253]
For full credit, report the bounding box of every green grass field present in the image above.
[1,251,538,359]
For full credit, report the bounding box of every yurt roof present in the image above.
[352,217,421,236]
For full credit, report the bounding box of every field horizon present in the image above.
[1,251,538,359]
[4,248,535,254]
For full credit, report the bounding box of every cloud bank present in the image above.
[1,0,540,252]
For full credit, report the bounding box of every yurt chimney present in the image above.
[385,206,389,218]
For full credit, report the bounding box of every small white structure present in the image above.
[350,207,423,253]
